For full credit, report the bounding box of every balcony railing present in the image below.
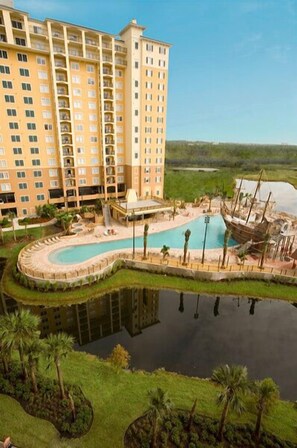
[115,58,127,66]
[102,42,112,50]
[60,113,70,120]
[86,38,97,46]
[115,44,127,53]
[103,68,112,75]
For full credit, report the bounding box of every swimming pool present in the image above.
[49,215,235,265]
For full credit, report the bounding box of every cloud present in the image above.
[16,0,68,15]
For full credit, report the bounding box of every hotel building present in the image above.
[0,0,170,217]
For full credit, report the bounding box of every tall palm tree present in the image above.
[46,332,74,399]
[221,229,231,268]
[25,337,45,393]
[253,378,279,442]
[2,310,40,379]
[0,315,12,375]
[212,364,249,441]
[182,229,191,265]
[143,223,149,260]
[148,387,173,448]
[8,211,16,242]
[0,224,4,244]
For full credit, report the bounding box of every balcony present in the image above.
[64,159,74,168]
[102,55,112,63]
[65,179,76,187]
[103,68,112,76]
[58,101,69,109]
[115,44,127,54]
[62,137,72,145]
[49,189,64,199]
[115,58,127,66]
[105,148,115,156]
[61,125,71,133]
[105,126,114,134]
[103,81,113,88]
[56,75,67,82]
[85,38,98,46]
[86,52,98,60]
[102,42,112,50]
[104,93,113,100]
[52,31,63,39]
[104,106,113,112]
[53,47,65,54]
[30,26,47,36]
[55,62,66,68]
[105,138,114,145]
[106,176,116,184]
[68,35,81,43]
[57,88,68,95]
[63,148,73,156]
[106,156,115,166]
[65,169,75,179]
[69,49,83,57]
[66,189,76,197]
[60,113,70,120]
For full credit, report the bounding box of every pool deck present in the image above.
[17,201,297,283]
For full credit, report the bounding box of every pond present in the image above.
[236,179,297,215]
[2,289,297,401]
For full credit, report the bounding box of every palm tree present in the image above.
[253,378,279,442]
[178,292,184,313]
[212,364,249,441]
[0,315,12,375]
[60,212,74,235]
[46,332,74,399]
[206,191,216,213]
[182,229,191,265]
[148,387,173,448]
[188,398,197,432]
[25,337,45,393]
[22,217,30,239]
[143,223,149,260]
[221,229,231,268]
[2,310,40,379]
[8,211,16,242]
[160,245,170,260]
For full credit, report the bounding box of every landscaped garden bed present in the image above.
[125,410,297,448]
[18,217,54,226]
[0,364,93,438]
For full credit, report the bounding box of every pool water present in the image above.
[49,215,235,265]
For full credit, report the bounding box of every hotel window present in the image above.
[74,101,81,108]
[20,196,29,202]
[72,75,80,84]
[158,84,165,91]
[32,159,41,166]
[17,53,27,62]
[135,61,139,69]
[116,69,122,77]
[49,169,58,177]
[73,88,81,96]
[30,147,39,154]
[27,123,36,131]
[87,77,95,85]
[79,179,86,185]
[88,102,96,109]
[11,135,21,142]
[92,177,99,184]
[74,112,83,120]
[46,148,55,155]
[18,183,27,189]
[77,158,85,165]
[12,20,23,29]
[76,136,84,143]
[2,80,13,89]
[146,57,153,65]
[0,65,10,74]
[77,147,84,154]
[146,43,153,51]
[0,172,9,179]
[38,71,48,79]
[158,72,166,79]
[0,50,8,59]
[75,124,83,131]
[86,64,94,72]
[17,171,25,178]
[135,42,138,50]
[134,110,138,116]
[13,147,22,154]
[92,167,99,174]
[50,180,58,187]
[7,109,16,116]
[135,80,138,87]
[48,159,57,166]
[88,90,96,98]
[20,68,29,76]
[25,110,34,117]
[37,194,45,201]
[15,160,24,166]
[89,114,96,121]
[45,136,54,143]
[91,158,99,164]
[15,38,26,46]
[90,147,98,154]
[157,117,163,123]
[90,136,97,142]
[134,92,138,99]
[41,98,51,106]
[145,93,152,100]
[159,47,166,55]
[78,168,86,175]
[71,62,80,70]
[40,85,49,93]
[22,83,31,90]
[24,97,33,104]
[33,171,42,177]
[29,136,38,142]
[158,60,166,68]
[89,125,97,132]
[35,182,43,188]
[134,137,138,143]
[5,95,14,103]
[0,160,7,167]
[145,82,153,89]
[9,122,19,130]
[157,95,164,102]
[37,57,46,65]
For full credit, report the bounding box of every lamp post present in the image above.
[201,215,210,265]
[132,209,135,259]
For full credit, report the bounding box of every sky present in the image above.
[15,0,297,144]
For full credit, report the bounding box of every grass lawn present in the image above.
[0,351,296,448]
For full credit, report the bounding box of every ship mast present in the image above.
[232,178,243,217]
[245,170,263,224]
[261,192,272,223]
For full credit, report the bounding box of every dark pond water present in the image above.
[2,288,297,401]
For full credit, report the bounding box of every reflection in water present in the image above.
[1,289,159,345]
[1,289,297,400]
[213,296,220,317]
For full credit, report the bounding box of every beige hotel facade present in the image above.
[0,0,170,217]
